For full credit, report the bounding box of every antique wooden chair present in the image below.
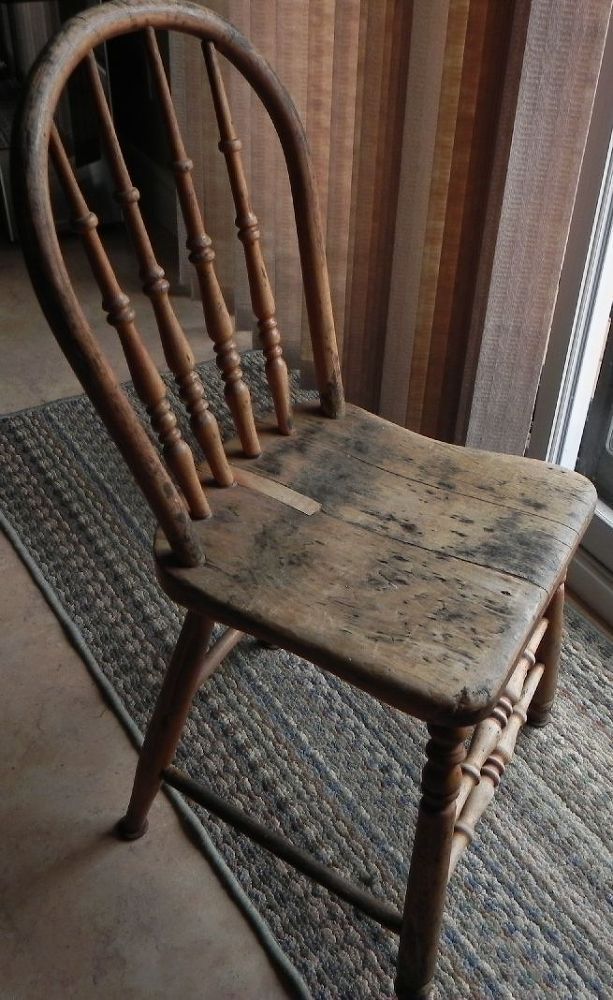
[12,2,596,996]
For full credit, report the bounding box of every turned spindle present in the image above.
[202,40,293,436]
[49,126,209,519]
[449,663,545,877]
[84,52,233,485]
[396,725,469,998]
[141,29,261,459]
[529,582,565,727]
[456,618,548,816]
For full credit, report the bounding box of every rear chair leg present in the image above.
[528,581,564,728]
[116,611,215,840]
[395,724,468,999]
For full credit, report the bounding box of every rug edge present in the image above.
[0,507,311,1000]
[0,350,267,422]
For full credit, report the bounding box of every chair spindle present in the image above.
[142,29,261,458]
[203,41,293,436]
[49,126,210,520]
[455,617,548,817]
[449,663,545,877]
[83,51,233,486]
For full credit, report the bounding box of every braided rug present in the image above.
[0,352,611,999]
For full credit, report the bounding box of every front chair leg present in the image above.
[116,611,215,840]
[395,724,468,999]
[528,581,564,727]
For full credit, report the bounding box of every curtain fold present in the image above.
[272,0,309,368]
[170,0,413,385]
[324,1,360,363]
[341,0,413,409]
[404,0,471,433]
[380,0,517,438]
[420,0,517,441]
[379,1,449,427]
[460,0,612,454]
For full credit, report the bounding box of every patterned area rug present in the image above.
[1,352,611,999]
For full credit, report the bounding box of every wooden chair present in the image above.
[12,2,596,996]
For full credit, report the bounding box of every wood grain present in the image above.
[229,405,596,561]
[156,405,595,724]
[230,466,321,515]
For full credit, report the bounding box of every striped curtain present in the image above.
[171,0,411,376]
[171,0,611,448]
[380,0,516,440]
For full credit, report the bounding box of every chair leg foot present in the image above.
[395,724,468,999]
[394,978,433,999]
[526,703,553,728]
[115,815,149,841]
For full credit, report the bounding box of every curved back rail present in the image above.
[12,0,344,566]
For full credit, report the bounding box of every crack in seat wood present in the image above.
[12,1,597,996]
[156,402,595,725]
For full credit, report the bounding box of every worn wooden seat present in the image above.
[12,2,597,997]
[156,402,595,723]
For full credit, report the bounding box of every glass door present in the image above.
[578,312,613,511]
[529,68,613,624]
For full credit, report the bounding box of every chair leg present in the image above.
[528,581,564,727]
[395,724,468,999]
[116,611,215,840]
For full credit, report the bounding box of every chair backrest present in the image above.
[12,0,345,567]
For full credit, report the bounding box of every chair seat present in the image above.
[155,403,596,724]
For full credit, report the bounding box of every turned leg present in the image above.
[395,725,468,999]
[116,611,215,839]
[528,581,564,727]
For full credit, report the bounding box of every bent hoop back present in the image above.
[12,0,344,566]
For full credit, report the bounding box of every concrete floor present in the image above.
[0,232,290,999]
